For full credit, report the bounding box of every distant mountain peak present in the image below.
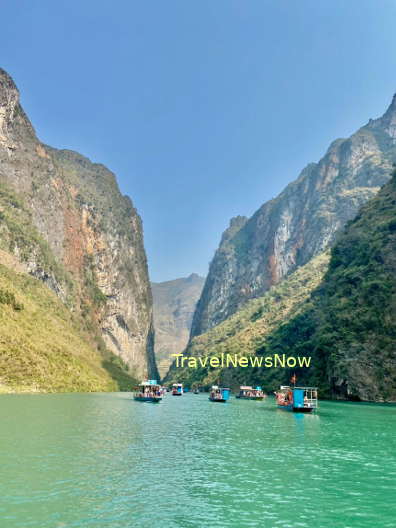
[151,274,205,378]
[187,272,204,281]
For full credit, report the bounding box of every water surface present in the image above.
[1,393,395,527]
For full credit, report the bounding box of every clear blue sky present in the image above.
[1,0,396,281]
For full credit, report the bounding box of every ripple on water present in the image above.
[0,394,396,527]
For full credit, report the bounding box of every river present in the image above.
[0,393,395,527]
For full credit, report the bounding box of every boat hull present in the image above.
[134,396,162,403]
[209,397,227,403]
[277,404,314,413]
[235,396,264,400]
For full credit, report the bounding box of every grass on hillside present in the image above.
[166,252,330,388]
[264,170,396,400]
[0,262,136,393]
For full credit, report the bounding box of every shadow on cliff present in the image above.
[101,359,138,392]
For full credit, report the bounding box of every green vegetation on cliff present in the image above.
[264,170,396,401]
[171,171,396,402]
[0,178,139,392]
[0,262,118,393]
[191,94,396,339]
[166,252,329,388]
[0,181,73,299]
[0,68,158,385]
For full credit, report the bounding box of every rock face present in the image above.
[0,261,118,393]
[265,171,396,402]
[0,68,158,381]
[151,273,204,378]
[191,96,396,338]
[168,173,396,402]
[165,253,329,388]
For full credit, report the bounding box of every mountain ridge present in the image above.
[166,252,329,388]
[191,93,396,338]
[168,172,396,402]
[152,273,204,377]
[262,169,396,401]
[0,67,158,388]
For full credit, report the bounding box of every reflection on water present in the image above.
[0,393,395,527]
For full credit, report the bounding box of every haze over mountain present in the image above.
[151,274,204,378]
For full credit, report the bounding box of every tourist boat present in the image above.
[133,380,163,403]
[235,385,266,400]
[172,383,183,396]
[209,385,231,403]
[275,385,318,413]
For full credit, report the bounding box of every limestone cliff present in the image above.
[0,68,158,381]
[165,253,329,389]
[264,171,396,402]
[151,273,204,377]
[0,260,119,393]
[191,95,396,337]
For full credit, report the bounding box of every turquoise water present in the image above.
[0,393,395,527]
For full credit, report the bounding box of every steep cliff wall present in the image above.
[0,68,158,381]
[166,252,329,388]
[151,273,204,377]
[168,173,396,402]
[0,260,119,393]
[264,171,396,402]
[191,96,396,337]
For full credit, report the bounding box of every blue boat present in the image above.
[172,383,183,396]
[209,385,231,403]
[275,386,318,413]
[134,380,163,403]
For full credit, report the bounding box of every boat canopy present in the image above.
[279,385,318,391]
[210,386,231,401]
[277,385,318,409]
[139,380,160,389]
[239,386,263,393]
